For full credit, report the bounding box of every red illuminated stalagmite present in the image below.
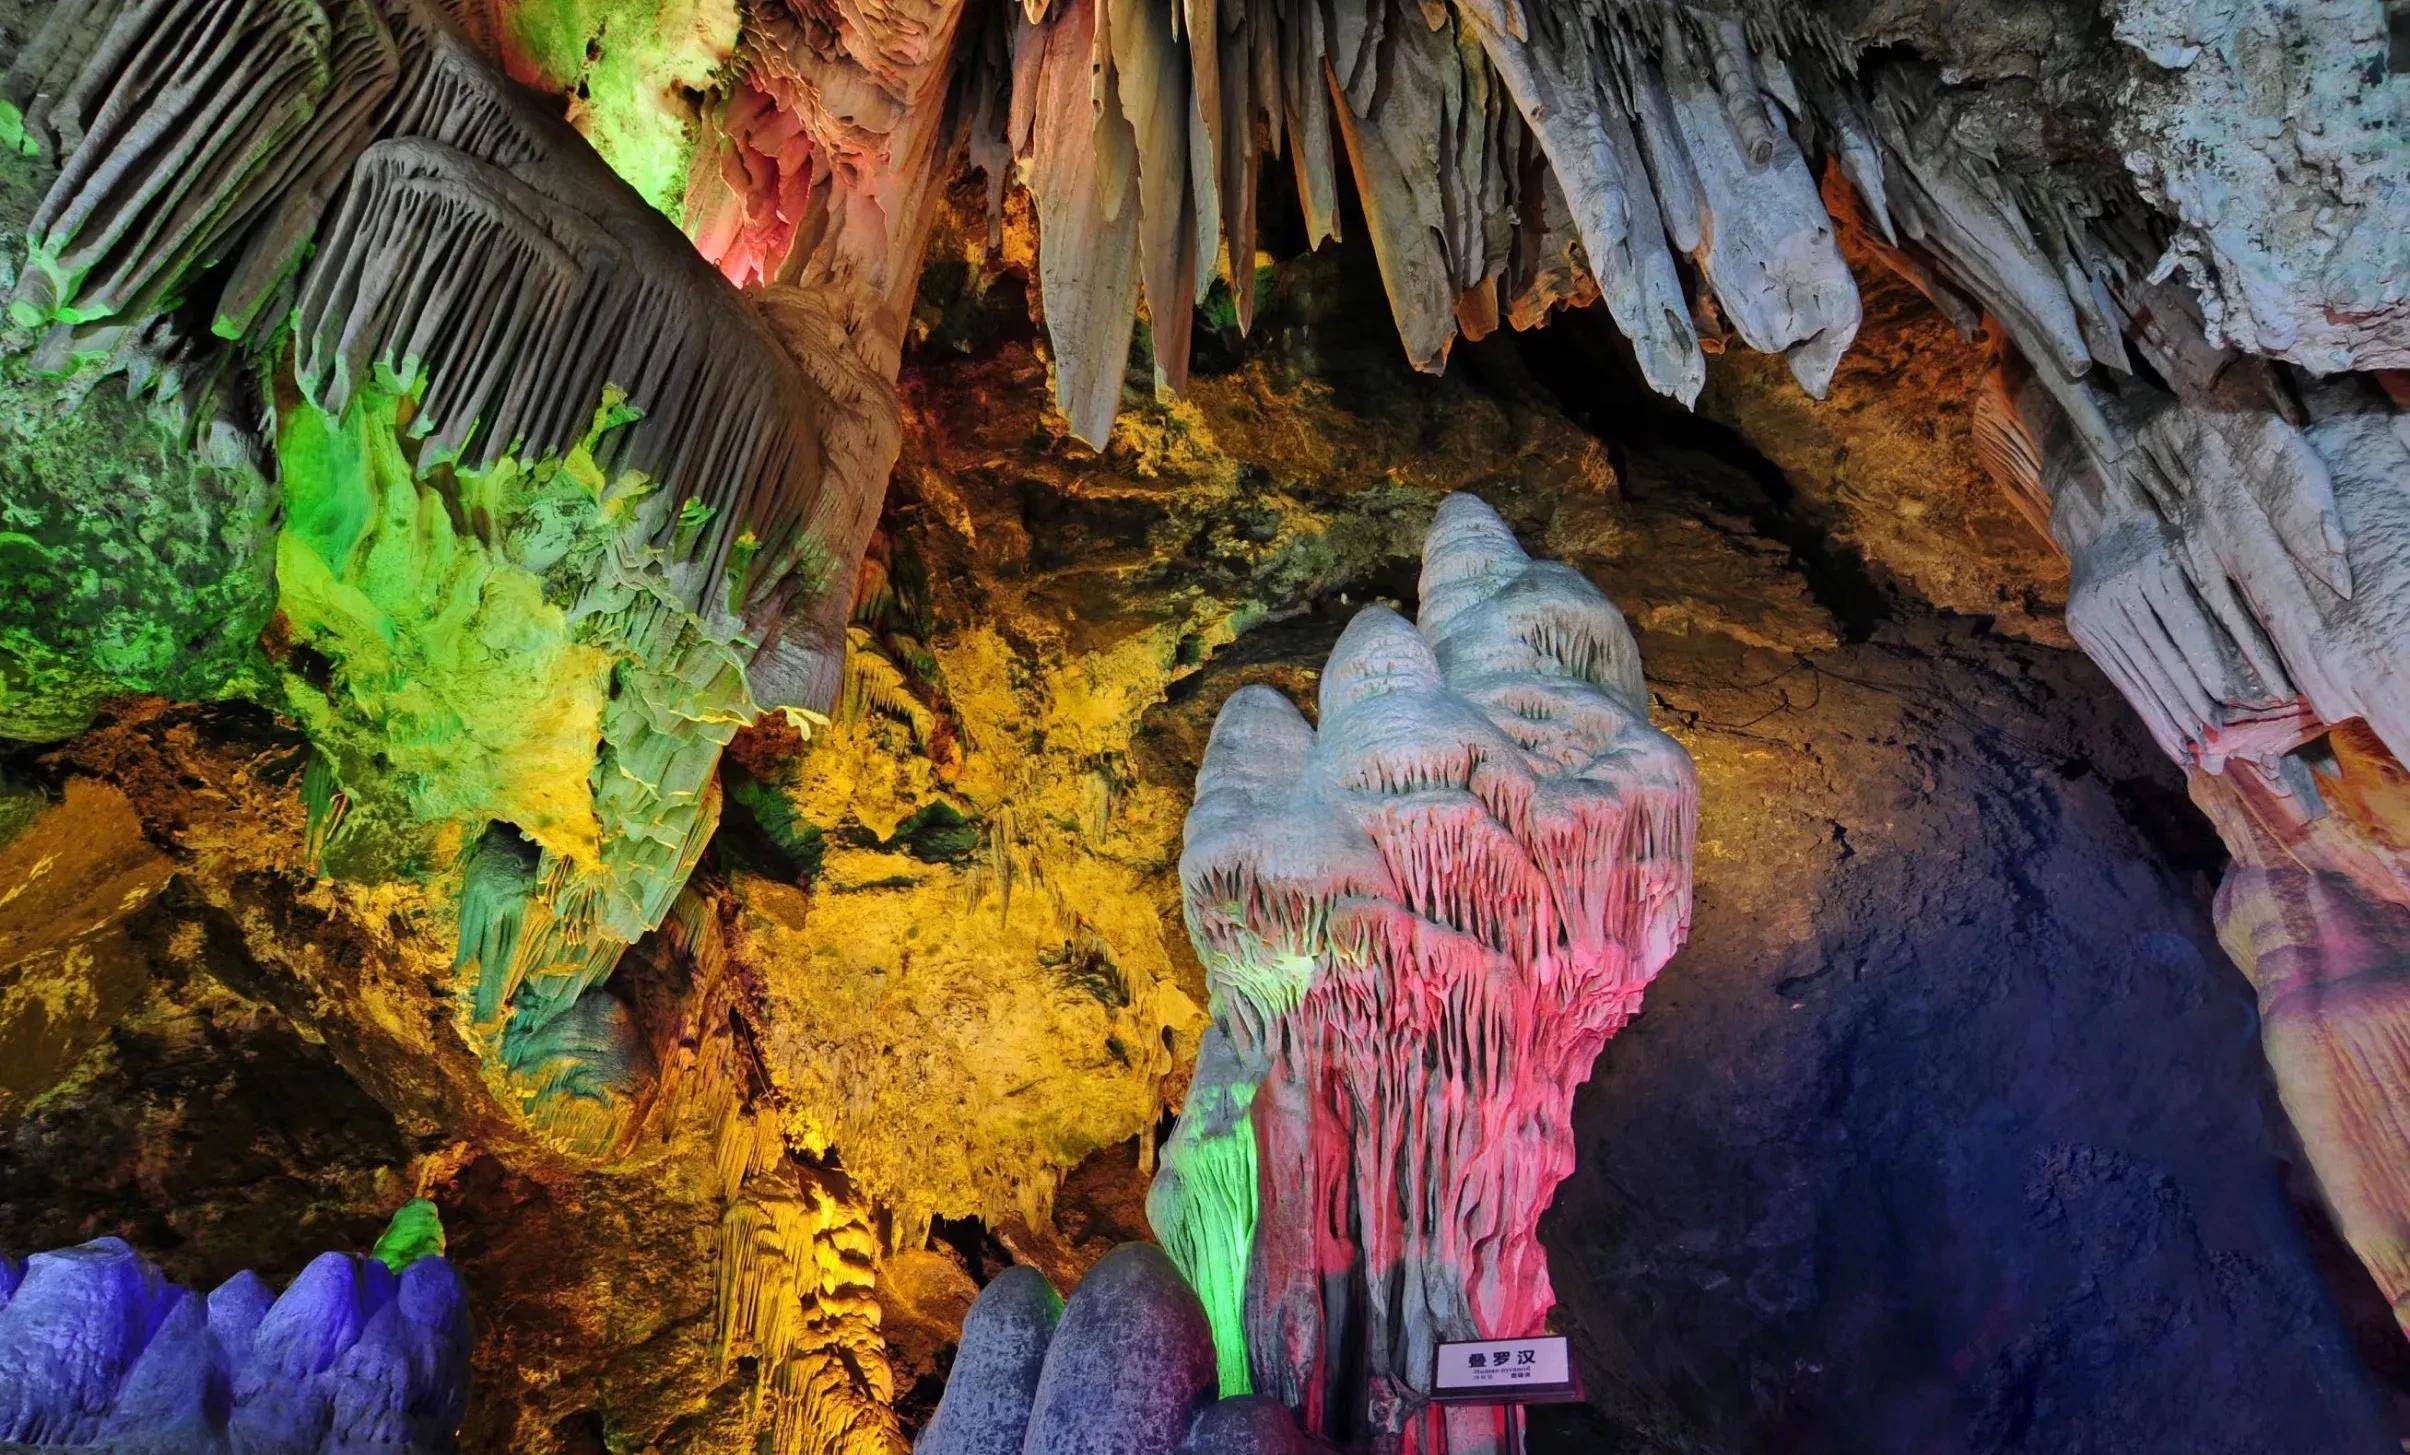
[1157,494,1697,1455]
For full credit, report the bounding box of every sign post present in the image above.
[1428,1335,1581,1404]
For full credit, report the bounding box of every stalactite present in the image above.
[1008,0,1145,445]
[2193,734,2410,1335]
[1156,493,1696,1455]
[716,1179,904,1455]
[8,0,835,611]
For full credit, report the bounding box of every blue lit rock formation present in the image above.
[0,1202,469,1453]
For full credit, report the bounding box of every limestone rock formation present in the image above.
[913,1267,1059,1455]
[1155,494,1696,1453]
[0,1205,469,1454]
[715,1179,903,1455]
[1021,1245,1218,1455]
[1,225,2400,1453]
[3,0,2410,1449]
[0,0,881,1150]
[1175,1396,1328,1455]
[2110,0,2407,373]
[916,1245,1327,1455]
[0,778,169,1118]
[2193,729,2410,1332]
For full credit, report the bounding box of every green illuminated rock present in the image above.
[369,1197,449,1272]
[0,355,275,742]
[1148,1026,1261,1396]
[498,0,740,218]
[272,380,622,876]
[273,375,757,1140]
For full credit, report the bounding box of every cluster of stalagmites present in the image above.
[917,1247,1328,1455]
[0,1207,468,1454]
[1147,495,1695,1455]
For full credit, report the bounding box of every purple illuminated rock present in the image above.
[0,1237,181,1444]
[1175,1395,1330,1455]
[231,1251,399,1453]
[97,1290,231,1454]
[322,1258,470,1453]
[1020,1244,1216,1455]
[208,1271,276,1368]
[916,1265,1062,1455]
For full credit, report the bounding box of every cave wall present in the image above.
[1538,611,2396,1452]
[1,214,2399,1452]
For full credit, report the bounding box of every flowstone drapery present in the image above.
[1151,494,1697,1455]
[0,0,884,1153]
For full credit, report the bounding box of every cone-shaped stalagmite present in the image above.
[916,1247,1328,1455]
[914,1268,1062,1455]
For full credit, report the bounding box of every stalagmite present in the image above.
[918,1246,1325,1455]
[0,1208,468,1454]
[1177,1395,1331,1455]
[1021,1245,1218,1455]
[1148,1025,1261,1396]
[913,1267,1061,1455]
[1155,493,1696,1454]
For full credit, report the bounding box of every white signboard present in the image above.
[1429,1335,1579,1404]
